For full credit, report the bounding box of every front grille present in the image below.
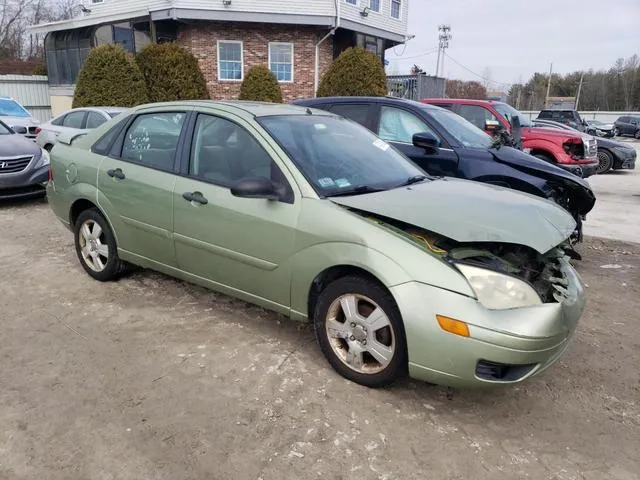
[0,156,33,174]
[476,360,537,381]
[585,139,597,158]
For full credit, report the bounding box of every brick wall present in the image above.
[178,22,334,102]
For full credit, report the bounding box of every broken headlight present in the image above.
[456,263,542,310]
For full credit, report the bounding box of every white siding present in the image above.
[174,0,334,16]
[340,0,407,37]
[0,75,51,121]
[84,0,171,18]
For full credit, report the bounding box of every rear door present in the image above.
[97,109,189,267]
[86,111,109,131]
[374,104,459,177]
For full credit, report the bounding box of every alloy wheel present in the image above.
[78,219,109,272]
[325,293,395,374]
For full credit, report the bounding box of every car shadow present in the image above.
[0,195,48,208]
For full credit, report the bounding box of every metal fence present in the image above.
[387,74,446,100]
[0,75,51,122]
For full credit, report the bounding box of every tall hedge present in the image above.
[238,65,283,103]
[136,42,209,102]
[317,47,387,97]
[73,44,148,108]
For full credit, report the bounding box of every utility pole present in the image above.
[435,24,452,97]
[544,62,553,108]
[515,86,522,110]
[575,71,585,110]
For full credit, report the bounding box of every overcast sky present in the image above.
[385,0,640,90]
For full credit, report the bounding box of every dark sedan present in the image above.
[0,119,50,200]
[292,96,595,243]
[532,119,636,174]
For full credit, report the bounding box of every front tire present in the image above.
[74,208,126,281]
[533,153,555,164]
[596,149,614,174]
[635,130,640,139]
[313,276,407,388]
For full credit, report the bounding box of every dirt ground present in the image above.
[0,200,639,480]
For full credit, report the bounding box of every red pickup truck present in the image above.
[420,98,599,178]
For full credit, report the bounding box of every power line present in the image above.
[444,53,512,88]
[387,48,439,61]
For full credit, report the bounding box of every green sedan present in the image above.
[46,101,586,388]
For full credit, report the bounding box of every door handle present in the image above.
[107,168,125,180]
[182,191,208,205]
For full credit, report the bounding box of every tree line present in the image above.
[507,55,640,111]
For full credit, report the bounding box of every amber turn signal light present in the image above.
[436,315,470,337]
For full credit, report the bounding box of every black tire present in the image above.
[313,276,407,388]
[635,130,640,140]
[73,208,126,281]
[533,153,555,164]
[596,149,614,174]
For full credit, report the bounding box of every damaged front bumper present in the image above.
[391,258,585,388]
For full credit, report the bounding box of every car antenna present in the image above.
[306,108,313,115]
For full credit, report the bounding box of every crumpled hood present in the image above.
[0,133,42,156]
[489,146,596,215]
[330,178,576,254]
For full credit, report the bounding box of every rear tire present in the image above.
[74,208,126,281]
[313,276,407,388]
[596,149,614,174]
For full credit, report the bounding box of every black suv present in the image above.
[613,115,640,139]
[537,109,586,131]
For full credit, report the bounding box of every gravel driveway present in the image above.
[0,200,638,480]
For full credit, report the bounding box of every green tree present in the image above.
[73,44,148,108]
[136,42,208,102]
[32,64,47,76]
[317,47,387,97]
[238,64,283,103]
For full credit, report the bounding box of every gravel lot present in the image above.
[1,169,639,479]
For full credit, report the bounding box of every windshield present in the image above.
[425,107,493,148]
[258,115,425,196]
[0,98,30,118]
[493,103,532,127]
[0,120,12,134]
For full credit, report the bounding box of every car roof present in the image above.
[293,96,444,111]
[421,98,501,106]
[133,100,333,118]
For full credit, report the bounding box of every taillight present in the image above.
[35,127,41,135]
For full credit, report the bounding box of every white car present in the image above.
[35,107,128,151]
[0,96,40,139]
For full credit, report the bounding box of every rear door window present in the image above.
[327,104,371,128]
[120,112,186,171]
[86,111,107,129]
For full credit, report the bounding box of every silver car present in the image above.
[35,107,128,151]
[0,96,40,139]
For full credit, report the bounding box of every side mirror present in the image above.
[231,177,281,201]
[485,119,502,132]
[11,125,27,134]
[412,131,440,151]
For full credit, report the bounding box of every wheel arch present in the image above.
[68,196,120,245]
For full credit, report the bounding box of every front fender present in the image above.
[289,241,474,320]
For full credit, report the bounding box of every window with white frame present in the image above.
[218,41,243,81]
[391,0,401,18]
[369,0,380,12]
[269,43,293,82]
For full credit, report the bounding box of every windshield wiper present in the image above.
[325,185,386,197]
[396,175,428,187]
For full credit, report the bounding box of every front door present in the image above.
[172,112,299,310]
[97,110,188,267]
[376,105,459,177]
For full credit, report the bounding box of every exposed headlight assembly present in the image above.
[456,263,542,310]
